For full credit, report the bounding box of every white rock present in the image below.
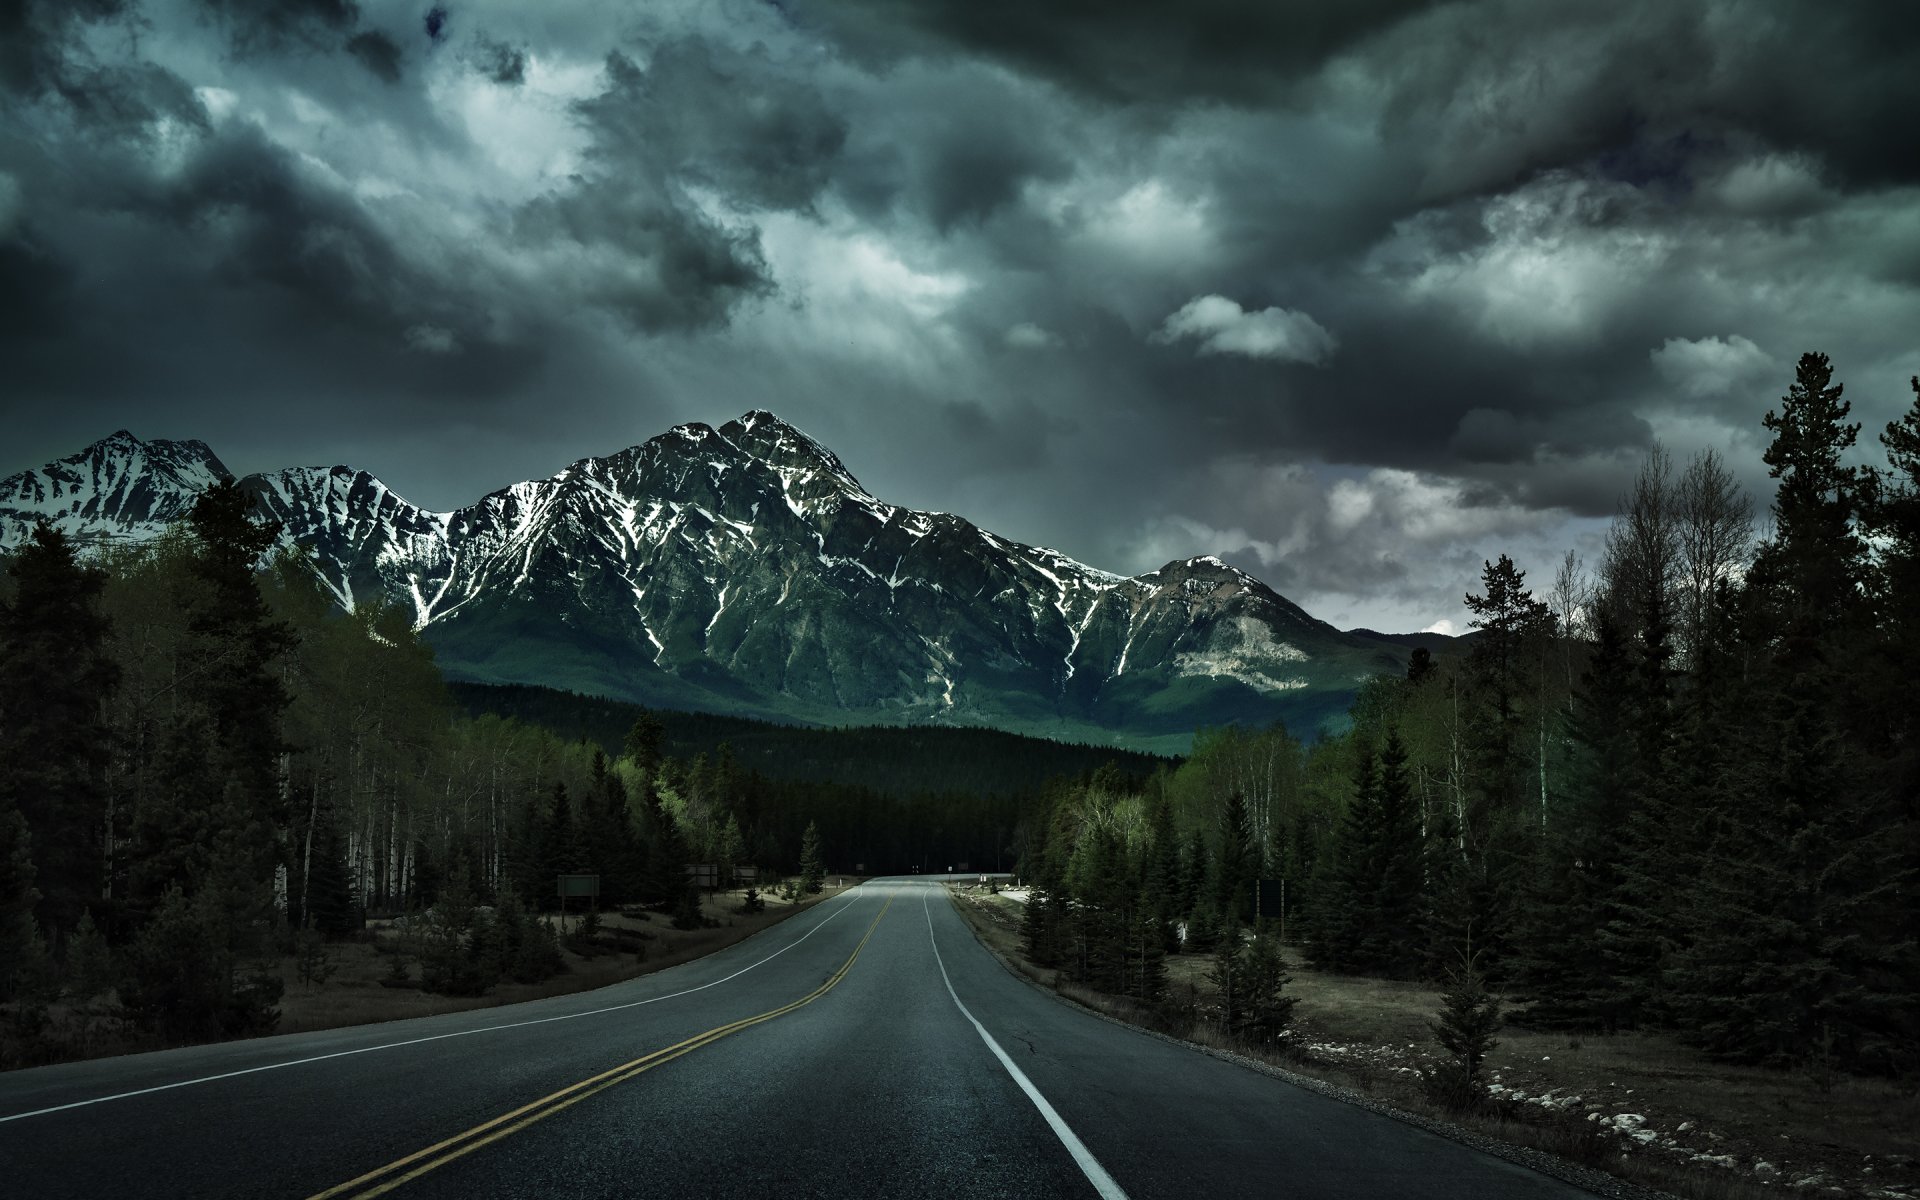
[1756,1161,1781,1180]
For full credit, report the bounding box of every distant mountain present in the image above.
[0,430,232,548]
[0,415,1432,751]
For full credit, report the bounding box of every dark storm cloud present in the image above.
[832,63,1072,234]
[344,30,403,83]
[0,0,132,98]
[577,41,846,213]
[472,38,524,85]
[795,0,1435,107]
[194,0,360,55]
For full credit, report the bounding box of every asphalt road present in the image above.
[0,879,1600,1199]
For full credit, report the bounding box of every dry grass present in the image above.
[946,887,1919,1200]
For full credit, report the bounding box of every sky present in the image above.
[3,0,1919,634]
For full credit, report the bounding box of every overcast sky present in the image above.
[4,1,1918,633]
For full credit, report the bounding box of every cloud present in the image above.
[345,30,403,83]
[1004,322,1061,349]
[1650,335,1773,399]
[473,39,528,86]
[1151,294,1337,364]
[404,323,459,354]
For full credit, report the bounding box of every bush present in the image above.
[738,886,765,915]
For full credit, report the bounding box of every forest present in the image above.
[1015,353,1918,1082]
[0,485,1139,1049]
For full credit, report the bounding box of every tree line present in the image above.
[0,483,1105,1051]
[1013,353,1918,1080]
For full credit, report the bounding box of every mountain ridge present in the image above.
[0,415,1432,751]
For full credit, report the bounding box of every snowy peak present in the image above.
[0,430,232,548]
[0,419,1413,746]
[716,410,865,495]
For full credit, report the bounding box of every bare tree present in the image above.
[1549,549,1587,696]
[1601,445,1679,640]
[1675,447,1754,666]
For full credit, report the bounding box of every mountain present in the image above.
[0,431,233,548]
[0,415,1423,752]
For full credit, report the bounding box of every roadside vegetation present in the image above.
[971,356,1920,1200]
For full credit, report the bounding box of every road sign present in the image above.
[557,874,600,899]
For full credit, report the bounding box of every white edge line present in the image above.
[921,887,1131,1200]
[0,887,869,1125]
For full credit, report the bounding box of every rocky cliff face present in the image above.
[2,413,1411,747]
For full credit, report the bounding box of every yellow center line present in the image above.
[307,897,892,1200]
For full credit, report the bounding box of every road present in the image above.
[0,879,1599,1199]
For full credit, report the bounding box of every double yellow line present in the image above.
[308,897,892,1200]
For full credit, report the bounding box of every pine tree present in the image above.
[1372,728,1426,978]
[1306,743,1378,973]
[1667,353,1916,1073]
[0,795,48,1001]
[798,820,825,894]
[1512,612,1633,1028]
[182,483,294,958]
[1425,936,1502,1109]
[0,523,118,950]
[1215,791,1256,925]
[1236,931,1296,1041]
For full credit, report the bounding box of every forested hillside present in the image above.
[1015,354,1920,1079]
[448,682,1171,799]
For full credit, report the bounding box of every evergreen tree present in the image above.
[545,781,587,882]
[0,523,118,950]
[0,795,47,1001]
[1306,744,1378,973]
[1209,917,1245,1030]
[1464,555,1553,826]
[1235,931,1296,1041]
[1425,938,1503,1110]
[182,483,294,957]
[798,820,825,894]
[1512,612,1633,1028]
[1215,791,1256,925]
[1141,792,1181,956]
[1667,353,1915,1073]
[1371,728,1425,978]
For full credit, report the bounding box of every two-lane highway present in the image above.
[0,880,1602,1198]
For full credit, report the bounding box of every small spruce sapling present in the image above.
[1424,937,1503,1110]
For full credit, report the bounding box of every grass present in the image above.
[947,887,1919,1200]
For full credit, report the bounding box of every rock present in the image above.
[1756,1161,1781,1180]
[1677,1121,1694,1133]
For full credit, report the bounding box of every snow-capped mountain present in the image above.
[0,431,233,548]
[1,414,1413,747]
